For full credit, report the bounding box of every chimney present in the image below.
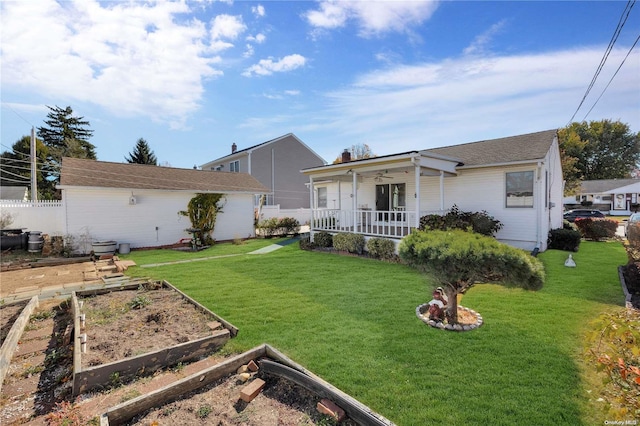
[232,143,237,154]
[341,149,351,163]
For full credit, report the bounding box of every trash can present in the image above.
[118,243,131,254]
[28,231,44,253]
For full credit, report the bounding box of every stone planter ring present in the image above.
[416,303,483,331]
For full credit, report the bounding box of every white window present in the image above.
[506,171,534,208]
[317,187,327,208]
[230,160,239,172]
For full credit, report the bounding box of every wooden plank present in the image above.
[0,296,39,394]
[73,329,230,396]
[163,280,239,337]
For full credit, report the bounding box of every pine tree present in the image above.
[126,138,158,165]
[37,105,96,160]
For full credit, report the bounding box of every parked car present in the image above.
[625,212,640,236]
[563,209,606,222]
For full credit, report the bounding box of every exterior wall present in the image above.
[0,201,65,235]
[250,136,324,209]
[315,162,557,251]
[63,188,255,251]
[203,136,325,210]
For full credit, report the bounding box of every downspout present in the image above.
[271,149,275,204]
[309,176,314,237]
[439,171,445,211]
[352,171,358,230]
[534,161,543,254]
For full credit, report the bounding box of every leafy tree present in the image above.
[0,135,55,199]
[333,143,375,164]
[559,120,640,194]
[37,106,96,197]
[178,193,226,246]
[399,229,544,324]
[125,138,157,165]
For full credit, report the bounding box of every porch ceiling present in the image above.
[303,152,459,181]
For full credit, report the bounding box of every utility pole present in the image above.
[30,126,37,200]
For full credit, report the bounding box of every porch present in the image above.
[312,209,445,239]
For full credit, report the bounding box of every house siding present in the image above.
[63,188,255,250]
[203,135,325,210]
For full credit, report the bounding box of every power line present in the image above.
[582,33,640,121]
[0,102,36,128]
[567,0,636,125]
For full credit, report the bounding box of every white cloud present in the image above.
[463,20,508,56]
[0,0,229,128]
[242,54,307,77]
[210,14,246,45]
[252,4,265,18]
[305,0,439,37]
[247,33,266,44]
[309,47,640,154]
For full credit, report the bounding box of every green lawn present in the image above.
[124,240,627,425]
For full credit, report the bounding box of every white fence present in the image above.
[0,200,65,235]
[257,205,311,226]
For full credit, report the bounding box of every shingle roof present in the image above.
[424,129,558,167]
[59,157,269,193]
[580,179,640,193]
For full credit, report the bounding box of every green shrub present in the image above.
[257,217,279,237]
[547,228,581,251]
[299,237,315,251]
[573,218,618,241]
[313,231,333,248]
[399,229,544,291]
[366,237,396,260]
[277,217,300,235]
[333,233,365,254]
[419,205,503,236]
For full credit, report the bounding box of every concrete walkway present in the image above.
[140,237,299,268]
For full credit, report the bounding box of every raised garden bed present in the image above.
[71,280,237,396]
[101,344,394,426]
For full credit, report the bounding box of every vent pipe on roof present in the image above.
[232,143,237,154]
[341,149,351,163]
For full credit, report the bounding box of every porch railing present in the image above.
[311,209,446,238]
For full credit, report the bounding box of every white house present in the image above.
[58,157,269,250]
[563,179,640,215]
[302,130,564,252]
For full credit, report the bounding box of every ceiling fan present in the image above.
[373,171,392,182]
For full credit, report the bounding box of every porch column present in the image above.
[414,160,421,228]
[352,171,358,230]
[440,171,445,210]
[309,176,314,227]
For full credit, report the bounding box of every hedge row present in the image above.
[256,217,300,237]
[300,232,396,260]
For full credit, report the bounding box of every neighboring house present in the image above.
[58,157,269,249]
[200,134,326,210]
[302,129,563,252]
[0,186,28,201]
[563,179,640,215]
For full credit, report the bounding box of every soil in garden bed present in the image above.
[128,373,359,426]
[81,286,215,368]
[0,300,28,346]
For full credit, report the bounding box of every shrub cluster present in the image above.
[332,233,365,254]
[313,231,333,248]
[419,205,503,236]
[365,237,396,260]
[256,217,300,237]
[573,217,618,241]
[298,237,314,251]
[547,228,581,251]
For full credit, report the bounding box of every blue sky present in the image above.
[1,0,639,169]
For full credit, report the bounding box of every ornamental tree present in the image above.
[399,229,544,324]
